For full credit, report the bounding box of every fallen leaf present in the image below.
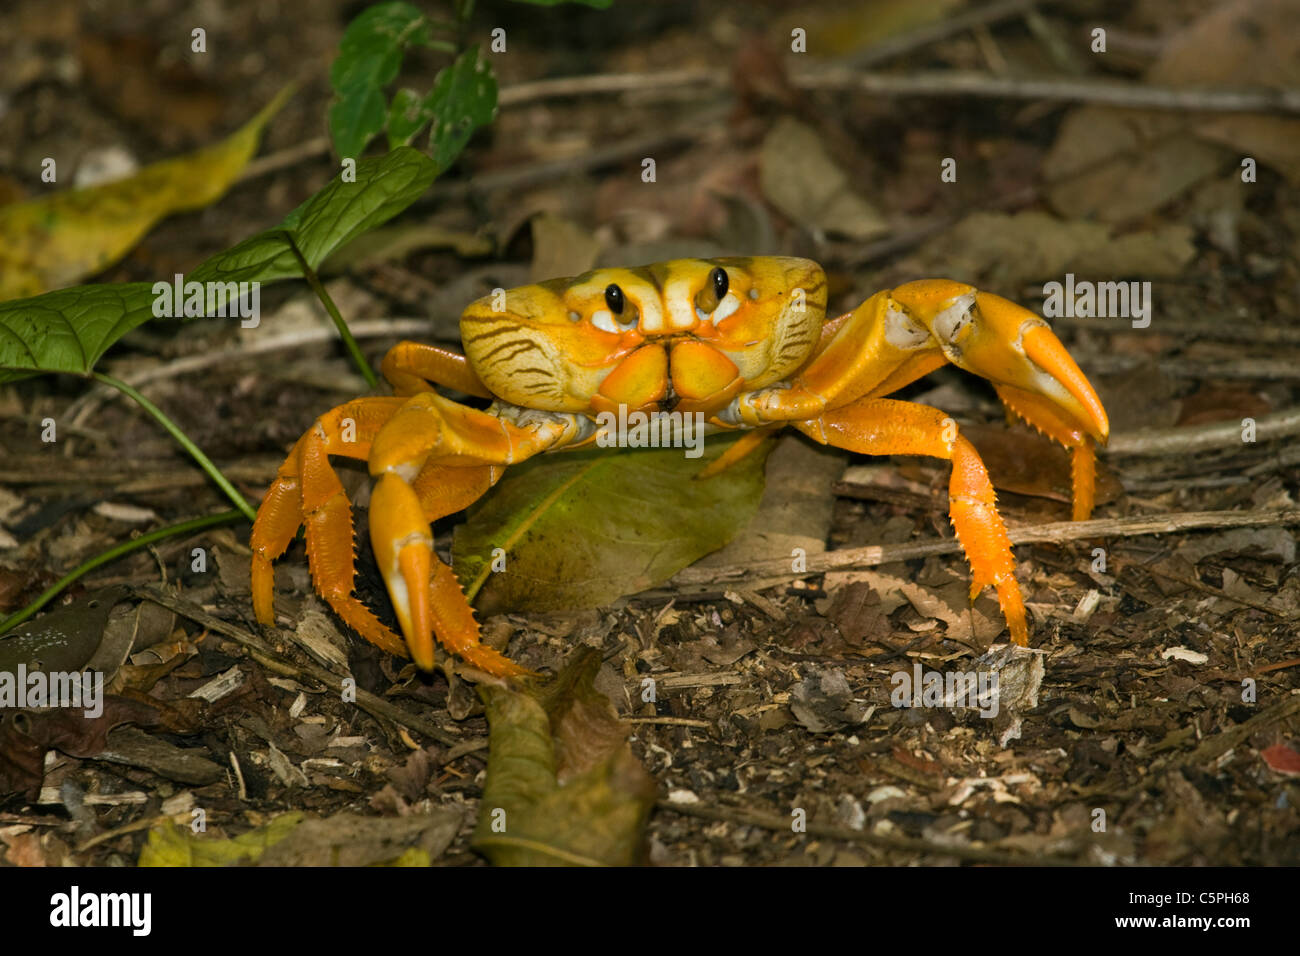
[964,423,1123,508]
[471,649,655,865]
[454,432,772,616]
[900,211,1195,287]
[1260,744,1300,777]
[0,586,130,674]
[1043,0,1300,222]
[760,117,888,241]
[139,812,304,866]
[0,86,293,300]
[529,213,602,283]
[0,149,437,385]
[789,668,869,733]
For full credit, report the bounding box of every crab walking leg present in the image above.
[694,426,778,480]
[887,282,1109,522]
[381,341,493,398]
[995,384,1099,521]
[250,397,408,656]
[367,393,586,673]
[793,398,1029,646]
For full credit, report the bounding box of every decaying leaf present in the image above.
[0,586,130,675]
[1044,0,1300,222]
[140,808,457,866]
[760,117,888,241]
[900,211,1195,287]
[0,86,293,300]
[471,649,655,866]
[139,812,304,866]
[963,423,1123,509]
[0,149,437,386]
[0,696,167,800]
[453,432,772,616]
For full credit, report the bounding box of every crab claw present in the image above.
[890,281,1109,444]
[369,472,437,671]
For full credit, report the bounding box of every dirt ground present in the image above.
[1,0,1298,867]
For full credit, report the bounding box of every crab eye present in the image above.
[711,267,729,300]
[604,284,625,315]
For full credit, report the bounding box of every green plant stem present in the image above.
[92,372,257,521]
[288,240,379,388]
[0,510,242,635]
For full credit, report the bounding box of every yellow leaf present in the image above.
[138,811,304,867]
[0,85,294,301]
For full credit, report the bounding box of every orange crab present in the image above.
[250,257,1108,676]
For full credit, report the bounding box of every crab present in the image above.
[250,257,1109,676]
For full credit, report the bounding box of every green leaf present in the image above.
[140,812,305,866]
[385,88,428,149]
[328,1,437,158]
[190,147,438,284]
[0,148,436,385]
[0,86,293,300]
[452,431,772,615]
[425,46,498,175]
[0,282,159,384]
[471,649,655,866]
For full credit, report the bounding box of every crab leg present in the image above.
[250,397,409,656]
[885,281,1109,520]
[381,341,493,398]
[792,398,1028,645]
[736,280,1109,520]
[366,393,585,674]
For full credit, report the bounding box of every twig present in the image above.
[1142,565,1288,619]
[92,373,257,520]
[800,69,1300,114]
[0,458,278,490]
[238,136,331,182]
[846,0,1048,69]
[131,586,460,745]
[658,800,1080,866]
[1078,354,1300,381]
[0,510,241,635]
[622,717,713,728]
[1107,408,1300,456]
[498,67,1300,116]
[671,509,1300,588]
[1166,693,1300,769]
[288,239,378,388]
[1043,312,1300,346]
[66,320,436,429]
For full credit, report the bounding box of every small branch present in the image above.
[1080,354,1300,382]
[0,510,241,635]
[845,0,1048,69]
[92,373,257,521]
[288,240,379,388]
[497,67,1300,117]
[1164,693,1300,770]
[238,136,330,182]
[658,800,1080,866]
[798,69,1300,114]
[133,587,461,745]
[66,320,436,429]
[671,509,1300,588]
[1107,408,1300,456]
